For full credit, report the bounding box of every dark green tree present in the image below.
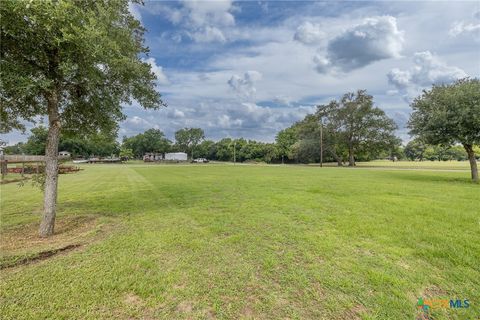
[174,128,205,159]
[1,0,165,236]
[22,126,49,155]
[275,127,297,163]
[122,129,171,158]
[404,138,428,161]
[409,78,480,182]
[317,90,398,166]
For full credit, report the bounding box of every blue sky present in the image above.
[3,0,480,144]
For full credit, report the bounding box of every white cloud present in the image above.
[294,22,326,45]
[227,71,262,100]
[152,0,235,43]
[388,51,468,101]
[142,57,169,85]
[449,10,480,38]
[121,98,315,142]
[316,16,404,73]
[182,0,235,27]
[449,21,480,37]
[189,26,226,43]
[217,114,243,128]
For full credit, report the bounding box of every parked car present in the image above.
[192,158,209,163]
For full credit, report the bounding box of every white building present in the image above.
[164,152,188,161]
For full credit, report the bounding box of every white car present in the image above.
[192,158,209,163]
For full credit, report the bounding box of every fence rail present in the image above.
[2,155,45,162]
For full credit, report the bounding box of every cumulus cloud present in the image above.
[155,0,235,43]
[294,22,326,44]
[387,51,468,101]
[182,0,235,27]
[227,71,262,100]
[122,99,315,142]
[449,21,480,37]
[217,114,243,128]
[449,10,480,38]
[142,57,169,85]
[167,108,185,119]
[315,16,404,73]
[189,26,226,43]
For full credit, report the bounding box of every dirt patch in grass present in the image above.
[422,285,448,298]
[124,293,145,307]
[0,215,115,269]
[177,301,194,313]
[338,304,368,320]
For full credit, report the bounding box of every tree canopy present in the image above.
[122,128,171,158]
[1,0,165,236]
[317,90,398,166]
[174,128,205,158]
[408,78,480,181]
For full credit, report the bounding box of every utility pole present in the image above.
[233,140,236,165]
[320,117,323,167]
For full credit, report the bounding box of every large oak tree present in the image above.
[317,90,398,166]
[1,0,165,236]
[409,78,480,182]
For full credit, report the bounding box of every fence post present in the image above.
[21,153,25,178]
[0,155,6,180]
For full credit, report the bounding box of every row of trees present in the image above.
[4,126,279,163]
[4,127,119,157]
[404,138,480,162]
[8,125,477,165]
[276,90,400,166]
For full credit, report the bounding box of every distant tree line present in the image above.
[5,87,479,169]
[4,127,119,158]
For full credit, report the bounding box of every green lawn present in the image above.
[0,164,479,319]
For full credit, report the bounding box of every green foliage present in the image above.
[174,128,205,157]
[119,147,134,160]
[404,138,428,161]
[21,126,49,155]
[0,0,165,134]
[318,90,398,165]
[275,127,297,160]
[275,90,398,165]
[409,78,480,181]
[122,128,171,158]
[409,78,480,147]
[6,126,119,157]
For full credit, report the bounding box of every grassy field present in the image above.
[0,163,479,319]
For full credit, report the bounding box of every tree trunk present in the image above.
[330,150,343,167]
[39,92,61,237]
[348,146,355,167]
[464,144,478,183]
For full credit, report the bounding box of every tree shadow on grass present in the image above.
[390,172,475,185]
